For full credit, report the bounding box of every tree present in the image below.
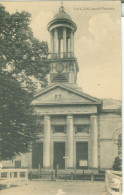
[0,72,38,160]
[113,156,122,171]
[0,5,50,89]
[0,5,50,160]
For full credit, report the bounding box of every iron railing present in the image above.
[29,169,105,182]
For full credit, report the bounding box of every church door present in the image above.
[76,142,88,169]
[32,143,43,169]
[54,142,65,169]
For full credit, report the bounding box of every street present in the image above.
[0,181,106,195]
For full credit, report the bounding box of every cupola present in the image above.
[47,5,79,87]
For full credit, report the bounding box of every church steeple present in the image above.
[47,5,79,87]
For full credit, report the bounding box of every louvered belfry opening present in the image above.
[52,74,67,83]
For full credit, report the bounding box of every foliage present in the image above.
[112,156,122,171]
[0,4,50,160]
[0,4,50,89]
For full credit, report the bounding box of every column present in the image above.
[43,115,51,168]
[59,39,61,53]
[50,31,54,53]
[67,115,74,168]
[54,28,58,54]
[70,31,74,54]
[90,115,98,169]
[63,27,66,54]
[66,38,68,53]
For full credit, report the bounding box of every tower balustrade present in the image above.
[50,52,74,59]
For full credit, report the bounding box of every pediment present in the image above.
[32,84,102,106]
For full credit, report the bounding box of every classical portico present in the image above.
[40,113,99,170]
[31,82,101,170]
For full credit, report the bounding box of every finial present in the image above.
[59,1,65,13]
[61,1,63,6]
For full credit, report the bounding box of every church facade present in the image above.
[2,5,121,171]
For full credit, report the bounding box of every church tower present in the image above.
[47,5,79,87]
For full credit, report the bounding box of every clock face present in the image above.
[55,63,64,73]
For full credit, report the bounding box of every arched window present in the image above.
[118,134,122,155]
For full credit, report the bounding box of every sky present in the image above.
[0,1,122,100]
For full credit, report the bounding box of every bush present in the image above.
[112,156,122,171]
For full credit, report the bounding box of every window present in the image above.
[118,134,122,155]
[15,160,21,168]
[53,125,66,133]
[75,125,89,134]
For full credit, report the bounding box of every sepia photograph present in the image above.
[0,1,122,194]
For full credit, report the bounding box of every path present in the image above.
[0,181,106,195]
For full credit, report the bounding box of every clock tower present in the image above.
[47,5,79,87]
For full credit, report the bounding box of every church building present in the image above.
[30,5,122,171]
[2,5,121,172]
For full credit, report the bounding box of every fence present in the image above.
[0,169,28,188]
[29,169,105,182]
[105,170,122,195]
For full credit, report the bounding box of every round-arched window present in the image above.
[118,134,122,155]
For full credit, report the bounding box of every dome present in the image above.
[47,5,77,33]
[53,6,72,21]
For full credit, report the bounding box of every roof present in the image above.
[53,6,72,21]
[32,84,121,113]
[33,83,102,103]
[47,5,77,33]
[102,98,121,111]
[31,83,102,112]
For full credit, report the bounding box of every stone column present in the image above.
[70,31,74,53]
[63,27,66,53]
[54,28,58,53]
[67,115,74,168]
[90,115,98,169]
[43,115,51,168]
[66,38,68,53]
[50,31,54,53]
